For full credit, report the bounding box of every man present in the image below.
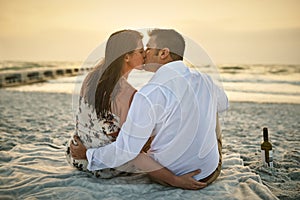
[71,29,229,189]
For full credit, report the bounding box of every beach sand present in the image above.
[0,90,299,199]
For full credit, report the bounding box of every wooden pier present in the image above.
[0,66,93,88]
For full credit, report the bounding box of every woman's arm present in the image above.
[132,153,207,190]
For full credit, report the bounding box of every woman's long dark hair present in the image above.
[94,30,142,119]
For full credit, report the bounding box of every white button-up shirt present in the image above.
[86,61,229,180]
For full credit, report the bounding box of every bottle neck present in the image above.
[263,128,269,141]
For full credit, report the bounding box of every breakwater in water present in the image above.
[0,66,93,87]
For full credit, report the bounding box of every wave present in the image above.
[226,88,300,96]
[219,64,300,75]
[222,78,300,86]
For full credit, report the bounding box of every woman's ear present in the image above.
[159,48,170,60]
[124,54,130,62]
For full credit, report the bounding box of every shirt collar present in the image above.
[156,60,187,74]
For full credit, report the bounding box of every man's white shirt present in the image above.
[86,61,229,180]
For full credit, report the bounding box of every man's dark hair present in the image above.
[148,29,185,61]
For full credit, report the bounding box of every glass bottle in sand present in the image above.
[261,127,273,168]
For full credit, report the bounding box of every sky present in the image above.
[0,0,300,64]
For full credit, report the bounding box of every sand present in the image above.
[0,90,299,199]
[222,102,300,199]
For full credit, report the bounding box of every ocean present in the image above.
[1,61,299,104]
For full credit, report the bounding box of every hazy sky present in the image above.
[0,0,299,64]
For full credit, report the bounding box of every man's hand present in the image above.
[172,170,207,190]
[70,135,87,160]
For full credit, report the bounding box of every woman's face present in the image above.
[127,39,145,70]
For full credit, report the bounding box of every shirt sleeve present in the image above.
[215,83,229,113]
[86,92,156,171]
[204,73,229,113]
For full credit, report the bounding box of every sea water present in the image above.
[2,61,300,104]
[220,64,300,104]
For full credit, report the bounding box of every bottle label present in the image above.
[269,161,274,168]
[269,150,273,161]
[261,149,273,168]
[269,150,273,168]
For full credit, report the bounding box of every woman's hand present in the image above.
[70,135,87,160]
[172,170,208,190]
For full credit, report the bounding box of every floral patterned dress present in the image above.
[66,77,136,178]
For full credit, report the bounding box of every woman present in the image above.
[66,30,145,178]
[67,30,205,189]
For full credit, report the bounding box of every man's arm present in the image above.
[132,153,207,190]
[83,92,156,171]
[70,137,207,190]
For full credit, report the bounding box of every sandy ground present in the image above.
[0,90,299,199]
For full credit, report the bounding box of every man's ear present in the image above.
[159,48,170,60]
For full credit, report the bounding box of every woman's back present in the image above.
[75,68,136,148]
